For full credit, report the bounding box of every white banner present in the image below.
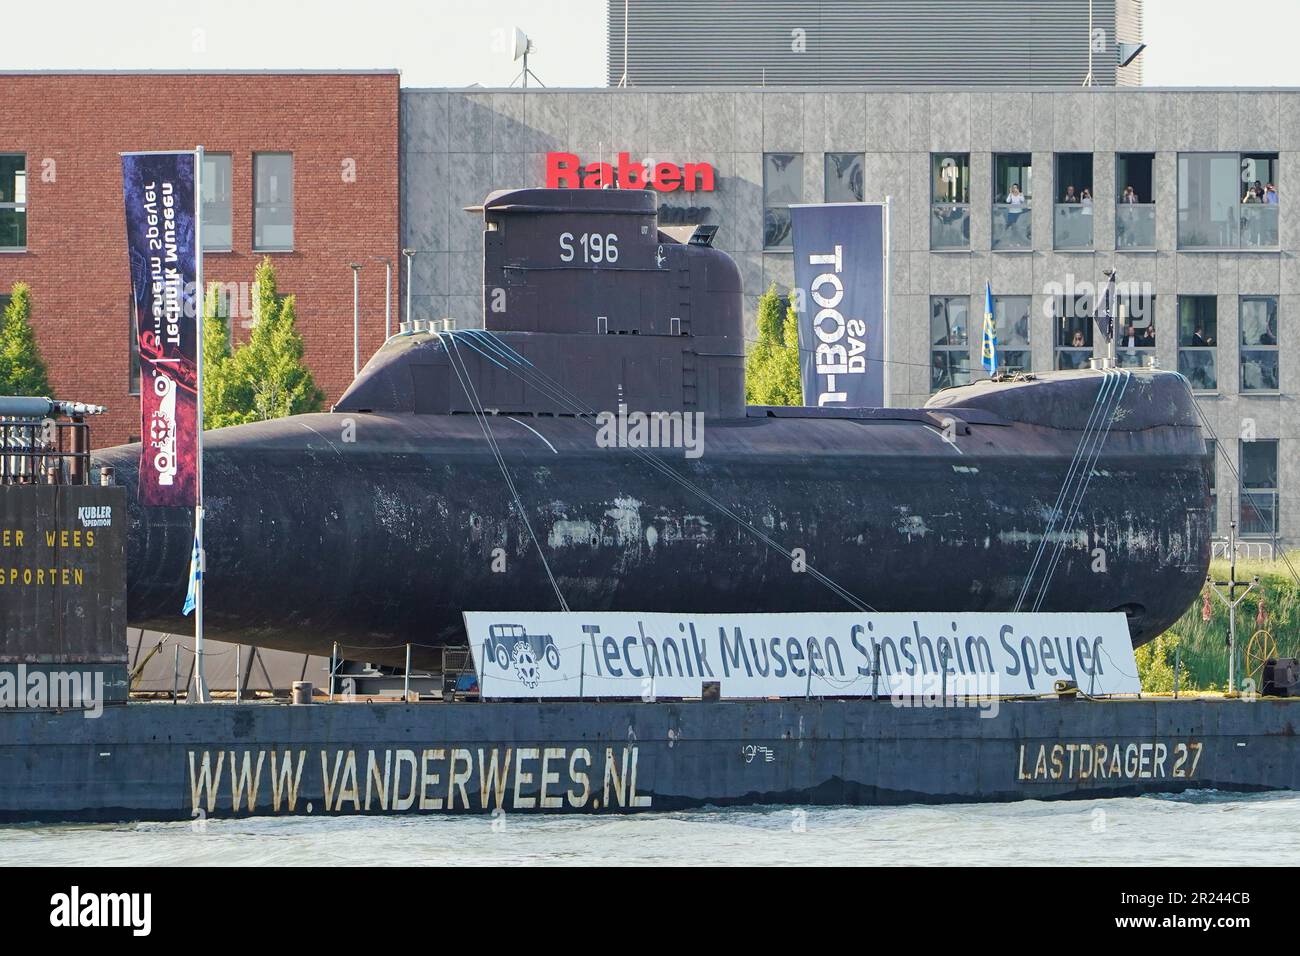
[463,611,1140,700]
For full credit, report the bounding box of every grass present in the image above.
[1143,552,1300,692]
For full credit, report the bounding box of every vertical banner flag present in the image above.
[122,152,199,506]
[1094,270,1117,343]
[981,282,998,374]
[791,203,887,407]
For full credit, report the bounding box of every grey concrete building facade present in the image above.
[606,0,1144,87]
[399,86,1299,547]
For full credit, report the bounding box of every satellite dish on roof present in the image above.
[1118,41,1147,69]
[512,27,533,62]
[510,27,543,88]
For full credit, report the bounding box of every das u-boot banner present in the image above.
[121,151,198,506]
[791,202,887,408]
[464,611,1141,700]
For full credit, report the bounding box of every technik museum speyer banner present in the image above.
[465,611,1141,700]
[121,151,199,507]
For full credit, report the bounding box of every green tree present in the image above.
[745,283,802,406]
[247,293,323,420]
[0,282,52,396]
[200,282,236,429]
[203,258,324,428]
[1134,631,1195,695]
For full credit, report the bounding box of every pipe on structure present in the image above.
[0,397,106,419]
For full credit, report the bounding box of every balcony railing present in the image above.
[1239,490,1278,538]
[1116,203,1156,249]
[930,204,970,250]
[1179,203,1279,249]
[1117,347,1155,369]
[1054,204,1094,250]
[1239,203,1279,249]
[992,203,1032,250]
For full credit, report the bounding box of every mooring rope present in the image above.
[1030,368,1132,611]
[437,330,570,612]
[450,328,878,613]
[1014,368,1120,611]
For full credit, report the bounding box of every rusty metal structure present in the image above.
[0,397,105,487]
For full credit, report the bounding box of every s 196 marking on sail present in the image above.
[559,231,619,263]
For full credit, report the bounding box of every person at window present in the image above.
[1191,326,1212,347]
[1243,185,1261,204]
[1062,185,1079,204]
[1006,184,1025,205]
[1121,185,1139,204]
[1264,184,1279,204]
[1137,324,1155,347]
[1071,330,1086,348]
[1080,188,1093,206]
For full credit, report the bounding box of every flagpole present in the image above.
[193,144,208,704]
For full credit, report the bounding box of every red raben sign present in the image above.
[546,152,716,192]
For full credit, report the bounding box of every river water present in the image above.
[1,792,1295,865]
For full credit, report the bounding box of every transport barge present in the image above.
[0,697,1297,822]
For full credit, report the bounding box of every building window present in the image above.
[992,153,1032,250]
[202,152,232,252]
[253,152,293,252]
[0,154,26,251]
[993,295,1031,372]
[1115,291,1155,368]
[1053,153,1094,250]
[1206,438,1218,534]
[930,153,970,250]
[1054,292,1094,369]
[1239,438,1278,538]
[1177,295,1218,391]
[930,296,970,392]
[128,295,140,396]
[1177,152,1279,249]
[1116,153,1155,249]
[1240,295,1279,392]
[824,153,863,203]
[763,153,802,250]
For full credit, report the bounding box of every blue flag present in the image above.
[182,531,201,616]
[981,282,998,374]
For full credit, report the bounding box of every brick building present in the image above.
[0,70,400,447]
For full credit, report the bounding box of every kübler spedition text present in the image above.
[581,622,1109,691]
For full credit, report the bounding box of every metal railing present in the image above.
[1116,203,1156,248]
[0,397,105,486]
[992,203,1032,249]
[1239,203,1279,249]
[1053,204,1094,249]
[929,203,970,249]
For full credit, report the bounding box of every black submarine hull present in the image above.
[95,368,1212,668]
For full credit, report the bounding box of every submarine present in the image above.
[95,187,1213,668]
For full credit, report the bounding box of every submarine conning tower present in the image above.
[336,187,747,419]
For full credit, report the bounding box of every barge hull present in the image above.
[0,699,1295,822]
